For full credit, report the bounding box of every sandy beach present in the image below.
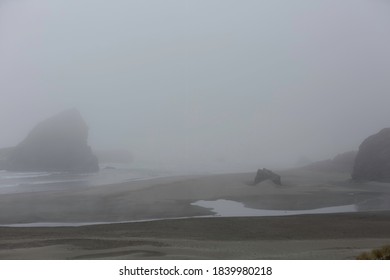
[1,169,390,259]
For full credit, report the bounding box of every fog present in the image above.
[1,0,390,172]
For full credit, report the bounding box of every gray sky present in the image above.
[1,0,390,171]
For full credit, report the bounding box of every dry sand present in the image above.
[0,169,390,259]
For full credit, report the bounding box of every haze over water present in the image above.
[1,0,390,172]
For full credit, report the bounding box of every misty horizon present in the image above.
[1,0,390,172]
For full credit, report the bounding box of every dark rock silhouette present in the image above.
[253,168,282,185]
[0,147,14,170]
[304,151,357,173]
[5,109,99,173]
[352,128,390,182]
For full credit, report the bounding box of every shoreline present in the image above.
[0,199,363,228]
[1,169,389,225]
[0,169,390,259]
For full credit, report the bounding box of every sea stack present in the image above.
[5,109,99,173]
[351,128,390,182]
[253,168,282,185]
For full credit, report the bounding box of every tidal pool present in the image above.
[191,199,357,217]
[1,199,358,227]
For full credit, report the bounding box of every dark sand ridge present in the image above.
[0,169,390,259]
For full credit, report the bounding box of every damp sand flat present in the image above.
[0,169,390,259]
[1,169,390,225]
[1,200,358,227]
[1,213,390,259]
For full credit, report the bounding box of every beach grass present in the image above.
[356,245,390,260]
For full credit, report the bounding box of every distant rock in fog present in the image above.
[95,149,133,164]
[304,151,357,173]
[352,128,390,182]
[253,168,282,185]
[5,109,99,173]
[0,147,14,170]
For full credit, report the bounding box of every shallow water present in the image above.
[0,165,174,194]
[191,199,357,217]
[1,199,359,228]
[0,216,203,228]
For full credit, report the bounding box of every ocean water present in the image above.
[0,164,172,194]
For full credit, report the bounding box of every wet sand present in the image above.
[1,213,390,259]
[0,169,390,259]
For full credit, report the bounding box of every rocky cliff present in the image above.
[5,109,99,173]
[0,147,14,170]
[352,128,390,181]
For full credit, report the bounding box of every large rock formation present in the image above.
[253,168,282,185]
[5,109,99,173]
[352,128,390,182]
[0,147,14,170]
